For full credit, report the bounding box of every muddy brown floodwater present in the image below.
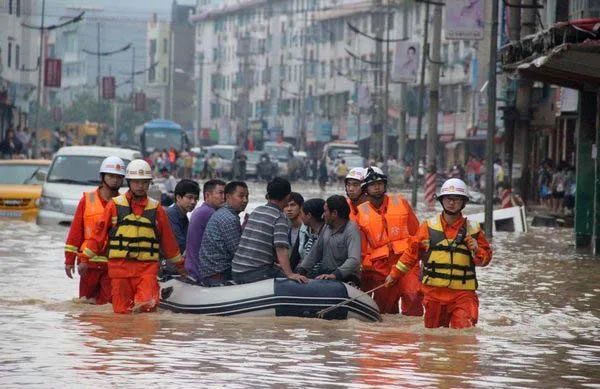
[1,183,598,387]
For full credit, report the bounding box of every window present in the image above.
[452,41,460,63]
[15,44,19,69]
[148,66,155,82]
[16,0,20,17]
[442,43,449,64]
[7,42,11,68]
[9,0,12,14]
[163,67,167,82]
[149,39,157,58]
[163,38,168,54]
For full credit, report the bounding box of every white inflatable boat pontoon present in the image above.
[159,278,381,322]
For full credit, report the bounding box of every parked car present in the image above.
[245,151,262,178]
[205,145,239,179]
[263,141,295,178]
[0,159,51,222]
[37,146,141,226]
[343,154,366,169]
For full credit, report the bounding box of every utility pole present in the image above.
[426,4,442,169]
[194,53,206,147]
[33,0,45,158]
[131,46,136,101]
[516,0,535,202]
[382,1,392,159]
[504,0,521,186]
[397,2,410,164]
[168,27,175,120]
[411,0,430,208]
[372,5,384,159]
[298,7,309,151]
[484,0,499,237]
[96,23,101,101]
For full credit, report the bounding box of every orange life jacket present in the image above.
[356,194,413,273]
[347,198,359,222]
[81,191,108,263]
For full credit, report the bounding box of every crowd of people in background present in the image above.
[537,159,575,215]
[0,122,578,218]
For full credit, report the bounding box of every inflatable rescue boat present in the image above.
[159,278,381,322]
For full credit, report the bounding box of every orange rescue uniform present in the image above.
[356,193,423,315]
[391,214,492,328]
[64,189,111,304]
[84,191,182,314]
[347,198,360,222]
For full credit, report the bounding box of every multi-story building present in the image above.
[0,0,40,137]
[145,13,170,118]
[192,0,489,160]
[47,22,87,106]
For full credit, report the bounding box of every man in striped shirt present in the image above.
[232,178,309,284]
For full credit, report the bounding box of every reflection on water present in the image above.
[0,186,599,387]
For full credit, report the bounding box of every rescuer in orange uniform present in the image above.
[64,156,126,305]
[84,159,186,314]
[385,178,492,329]
[356,166,423,315]
[345,167,366,222]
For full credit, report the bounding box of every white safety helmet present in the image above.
[345,167,366,183]
[437,178,469,200]
[125,159,153,180]
[361,166,387,188]
[99,156,126,176]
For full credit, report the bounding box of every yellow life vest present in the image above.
[81,191,108,263]
[108,194,160,261]
[421,215,481,290]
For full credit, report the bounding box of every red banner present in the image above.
[102,77,115,99]
[44,58,62,87]
[134,92,146,111]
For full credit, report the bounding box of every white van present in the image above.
[37,146,142,226]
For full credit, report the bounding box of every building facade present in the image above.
[145,14,170,118]
[191,0,485,159]
[0,0,40,137]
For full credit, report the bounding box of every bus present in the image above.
[139,119,189,156]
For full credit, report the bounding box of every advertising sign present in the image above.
[445,0,485,40]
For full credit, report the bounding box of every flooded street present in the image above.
[1,183,598,388]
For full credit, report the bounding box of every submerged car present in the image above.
[0,159,51,221]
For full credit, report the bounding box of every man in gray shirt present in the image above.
[297,195,361,284]
[232,178,309,284]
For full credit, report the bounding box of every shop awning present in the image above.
[504,41,600,90]
[500,18,600,90]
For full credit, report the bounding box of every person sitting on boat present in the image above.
[284,192,305,270]
[83,159,186,314]
[231,177,309,284]
[185,179,226,280]
[166,179,200,254]
[197,181,249,286]
[385,178,492,329]
[293,198,326,272]
[297,195,361,285]
[64,156,126,305]
[345,167,367,222]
